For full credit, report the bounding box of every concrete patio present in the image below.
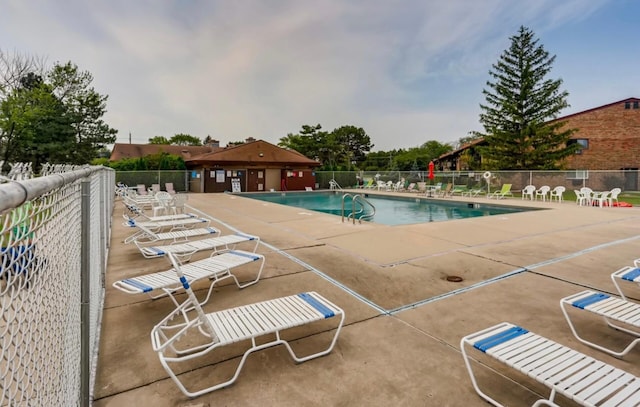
[93,190,640,406]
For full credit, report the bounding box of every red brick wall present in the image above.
[561,100,640,170]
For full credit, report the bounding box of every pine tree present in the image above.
[476,26,578,169]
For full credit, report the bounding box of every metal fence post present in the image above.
[81,178,91,407]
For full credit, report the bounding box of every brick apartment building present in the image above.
[437,97,640,172]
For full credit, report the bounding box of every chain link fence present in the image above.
[316,170,640,194]
[0,165,114,406]
[115,170,189,193]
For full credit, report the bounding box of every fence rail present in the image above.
[0,166,114,406]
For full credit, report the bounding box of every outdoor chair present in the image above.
[561,290,640,358]
[406,182,417,192]
[438,183,453,198]
[574,189,588,206]
[611,263,640,302]
[136,184,148,195]
[610,187,622,206]
[461,321,640,407]
[134,232,260,260]
[580,187,594,206]
[152,191,174,217]
[487,184,512,199]
[123,217,212,244]
[150,252,345,398]
[113,249,265,307]
[165,182,176,195]
[594,190,612,207]
[534,185,550,201]
[521,185,536,200]
[549,186,565,202]
[171,193,188,214]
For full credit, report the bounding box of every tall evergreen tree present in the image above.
[476,26,578,169]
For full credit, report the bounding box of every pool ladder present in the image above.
[341,193,375,224]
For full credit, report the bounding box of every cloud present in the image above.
[0,0,618,151]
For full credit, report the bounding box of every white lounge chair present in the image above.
[461,321,640,407]
[561,290,640,358]
[112,249,265,306]
[150,252,345,398]
[134,232,260,259]
[611,264,640,302]
[123,218,214,244]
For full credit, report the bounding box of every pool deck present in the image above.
[94,189,640,406]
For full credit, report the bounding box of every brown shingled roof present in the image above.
[186,139,321,167]
[110,143,217,161]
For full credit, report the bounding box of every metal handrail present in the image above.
[341,193,375,224]
[329,179,342,190]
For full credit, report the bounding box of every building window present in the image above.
[625,101,631,109]
[566,170,589,180]
[568,139,588,154]
[634,101,639,109]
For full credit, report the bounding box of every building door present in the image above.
[247,169,265,192]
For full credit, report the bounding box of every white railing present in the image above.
[0,164,114,406]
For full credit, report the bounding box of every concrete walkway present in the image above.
[93,190,640,406]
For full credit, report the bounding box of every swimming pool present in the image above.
[238,191,536,225]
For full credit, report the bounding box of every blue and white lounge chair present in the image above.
[611,264,640,302]
[461,322,640,406]
[134,232,260,259]
[123,218,213,244]
[561,290,640,358]
[150,252,345,398]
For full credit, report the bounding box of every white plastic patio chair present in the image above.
[549,186,565,202]
[574,189,588,206]
[595,190,612,207]
[580,187,594,206]
[534,185,550,201]
[171,193,188,214]
[152,191,174,217]
[150,252,345,398]
[610,187,622,206]
[521,185,536,200]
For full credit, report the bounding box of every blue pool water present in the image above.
[239,191,535,226]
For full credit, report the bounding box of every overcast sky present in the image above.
[1,0,638,151]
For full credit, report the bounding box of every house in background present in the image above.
[110,143,218,161]
[186,139,322,193]
[436,97,640,174]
